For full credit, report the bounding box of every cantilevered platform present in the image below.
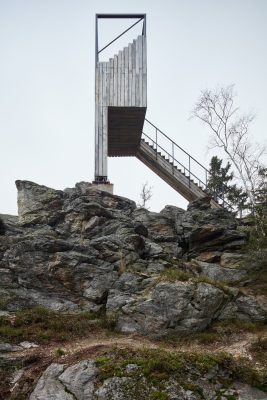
[108,107,146,156]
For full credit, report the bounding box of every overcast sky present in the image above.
[0,0,266,215]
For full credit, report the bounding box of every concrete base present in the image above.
[90,182,114,194]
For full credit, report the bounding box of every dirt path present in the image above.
[13,330,258,362]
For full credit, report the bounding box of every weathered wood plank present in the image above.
[109,58,114,106]
[99,63,104,175]
[121,48,125,106]
[113,55,118,106]
[118,51,122,106]
[138,35,143,107]
[135,37,140,106]
[142,36,147,107]
[102,63,107,106]
[102,64,108,176]
[132,39,136,106]
[124,46,129,106]
[128,43,132,106]
[99,62,103,106]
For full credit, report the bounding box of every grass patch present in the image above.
[95,347,267,393]
[164,319,266,346]
[195,320,266,343]
[0,306,117,344]
[151,391,168,400]
[213,320,266,336]
[55,348,65,357]
[159,268,193,282]
[189,331,219,344]
[96,347,224,384]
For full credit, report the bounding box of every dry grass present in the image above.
[0,307,116,344]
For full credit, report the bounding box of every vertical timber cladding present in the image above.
[95,15,147,181]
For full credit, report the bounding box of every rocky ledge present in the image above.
[0,180,266,338]
[29,349,267,400]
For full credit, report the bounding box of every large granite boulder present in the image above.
[112,281,227,337]
[0,181,265,337]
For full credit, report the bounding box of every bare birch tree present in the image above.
[138,182,153,209]
[192,85,266,214]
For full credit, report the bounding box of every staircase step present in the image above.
[140,133,221,208]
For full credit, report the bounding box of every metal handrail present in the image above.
[145,118,209,174]
[142,120,233,210]
[142,132,207,189]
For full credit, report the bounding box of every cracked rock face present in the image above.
[0,180,266,337]
[114,281,227,337]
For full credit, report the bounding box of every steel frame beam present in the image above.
[95,14,146,64]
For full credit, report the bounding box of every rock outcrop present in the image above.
[0,180,266,338]
[29,352,267,400]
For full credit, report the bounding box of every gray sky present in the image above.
[0,0,266,215]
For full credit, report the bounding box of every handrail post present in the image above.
[156,128,158,159]
[172,142,174,174]
[189,156,191,187]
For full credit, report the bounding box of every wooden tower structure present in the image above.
[95,14,147,183]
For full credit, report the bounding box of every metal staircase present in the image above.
[136,119,230,209]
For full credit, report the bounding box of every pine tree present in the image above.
[207,156,248,213]
[207,156,233,201]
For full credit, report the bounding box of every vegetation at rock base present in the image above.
[0,307,117,344]
[55,347,65,357]
[95,347,267,393]
[159,267,193,282]
[249,336,267,370]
